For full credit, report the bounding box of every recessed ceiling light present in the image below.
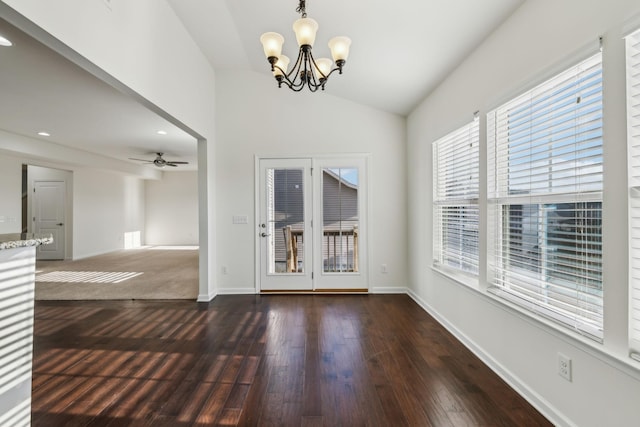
[38,132,51,137]
[157,130,167,135]
[0,35,12,47]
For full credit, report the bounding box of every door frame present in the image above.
[254,154,370,293]
[32,180,66,260]
[26,165,72,260]
[257,158,314,291]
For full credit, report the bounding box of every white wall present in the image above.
[0,0,217,299]
[0,152,22,234]
[215,69,407,293]
[1,132,148,260]
[407,1,640,426]
[73,168,145,259]
[145,171,198,245]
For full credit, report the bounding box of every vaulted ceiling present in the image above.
[168,0,524,116]
[0,0,525,171]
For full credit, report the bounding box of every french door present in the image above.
[257,156,368,292]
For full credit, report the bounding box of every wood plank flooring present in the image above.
[32,295,552,426]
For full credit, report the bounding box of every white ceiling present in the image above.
[0,16,197,172]
[0,0,524,172]
[168,0,525,116]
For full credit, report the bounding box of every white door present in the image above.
[313,157,368,290]
[33,181,65,260]
[258,156,368,291]
[259,159,313,291]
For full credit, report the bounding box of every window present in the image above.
[487,52,603,341]
[433,119,479,276]
[626,28,640,357]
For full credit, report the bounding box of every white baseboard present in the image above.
[196,291,217,302]
[405,288,570,427]
[370,286,408,294]
[217,287,256,295]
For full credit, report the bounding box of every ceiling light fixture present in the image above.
[0,35,12,47]
[157,130,167,135]
[37,131,50,137]
[260,0,351,92]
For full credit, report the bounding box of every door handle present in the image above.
[56,223,64,226]
[260,232,270,237]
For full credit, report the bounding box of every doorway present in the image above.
[33,180,65,260]
[257,156,368,292]
[25,165,71,260]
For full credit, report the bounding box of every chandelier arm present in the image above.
[322,66,342,80]
[262,0,348,92]
[308,52,328,81]
[302,51,312,89]
[284,47,307,90]
[273,49,303,91]
[306,65,322,91]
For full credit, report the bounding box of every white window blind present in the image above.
[626,28,640,355]
[488,52,604,341]
[433,119,479,275]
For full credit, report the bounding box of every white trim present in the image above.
[405,287,571,427]
[423,270,640,380]
[255,154,372,292]
[431,265,479,290]
[196,291,217,302]
[217,287,256,295]
[485,39,602,114]
[312,156,370,291]
[254,156,261,294]
[622,11,640,38]
[370,286,408,294]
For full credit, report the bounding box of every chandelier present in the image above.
[259,0,351,92]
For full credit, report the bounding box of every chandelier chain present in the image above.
[296,0,307,18]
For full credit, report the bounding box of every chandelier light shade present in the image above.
[260,0,351,92]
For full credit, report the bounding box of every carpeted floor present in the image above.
[34,246,199,300]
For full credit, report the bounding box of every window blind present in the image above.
[433,120,479,275]
[626,28,640,354]
[488,52,604,341]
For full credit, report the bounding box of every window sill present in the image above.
[430,264,640,381]
[431,264,479,290]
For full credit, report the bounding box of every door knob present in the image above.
[56,223,64,226]
[261,232,270,237]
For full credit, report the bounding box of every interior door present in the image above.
[259,159,313,291]
[33,181,65,260]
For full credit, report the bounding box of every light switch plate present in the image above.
[232,215,248,224]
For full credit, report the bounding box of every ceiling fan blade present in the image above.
[166,163,178,167]
[129,158,154,162]
[167,161,189,164]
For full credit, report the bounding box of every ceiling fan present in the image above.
[129,152,189,168]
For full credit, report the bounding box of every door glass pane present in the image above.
[322,168,359,272]
[266,168,305,274]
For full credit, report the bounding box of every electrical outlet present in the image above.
[558,353,572,382]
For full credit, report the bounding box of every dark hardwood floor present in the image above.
[32,295,551,426]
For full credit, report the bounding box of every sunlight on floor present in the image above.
[36,271,143,284]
